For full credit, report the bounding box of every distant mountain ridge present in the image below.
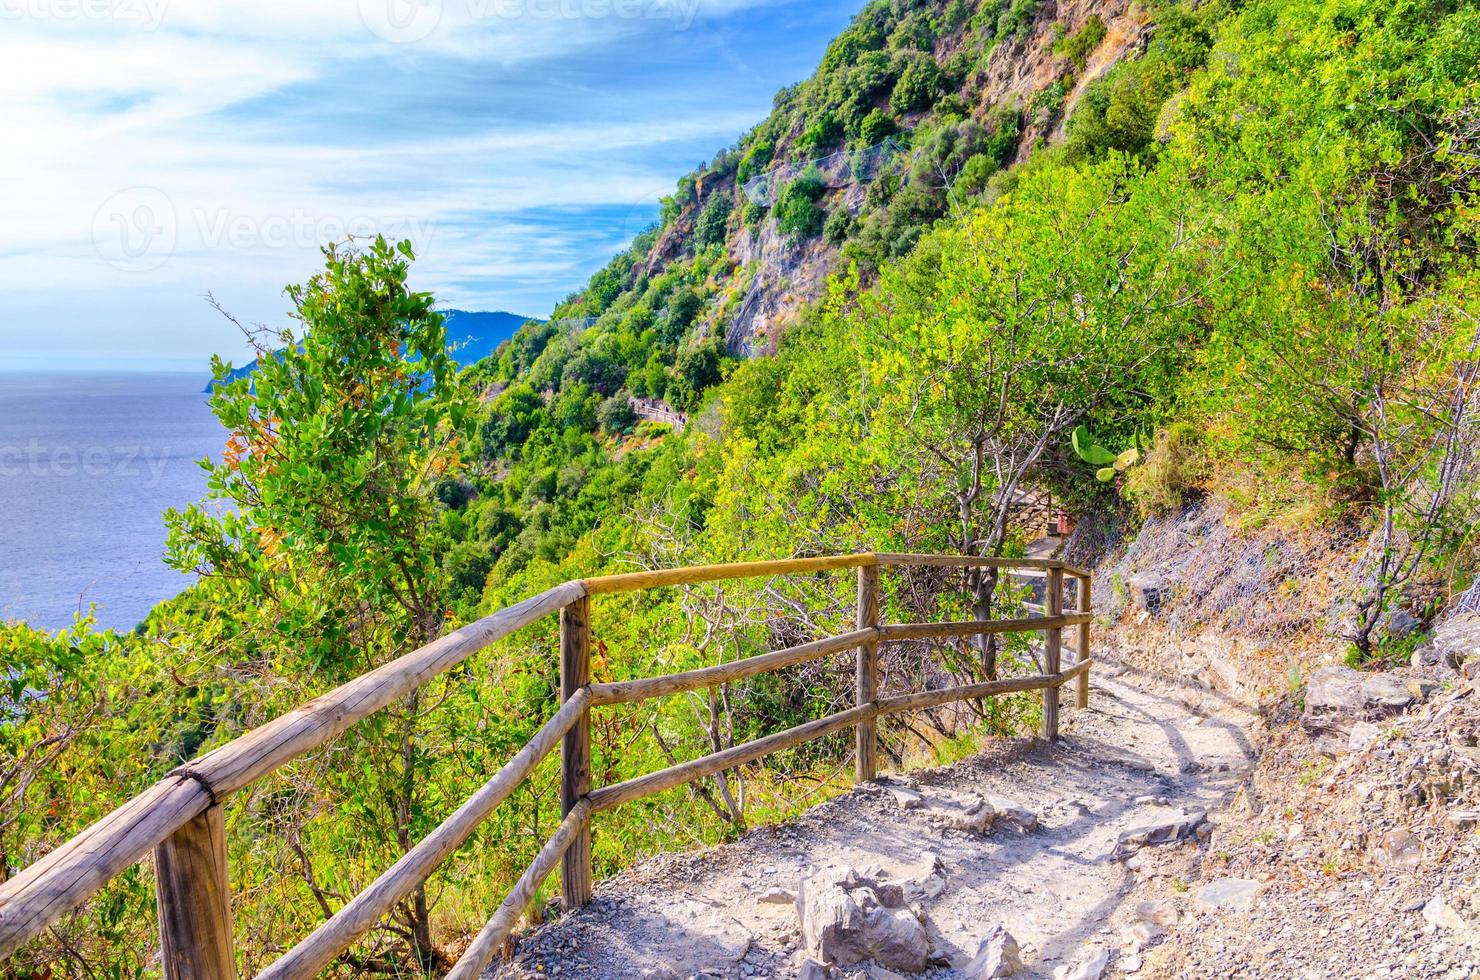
[203,309,536,392]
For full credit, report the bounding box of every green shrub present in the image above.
[858,108,898,145]
[824,207,856,244]
[775,167,829,241]
[669,337,728,411]
[797,112,845,155]
[737,138,774,183]
[997,0,1039,41]
[695,194,733,247]
[982,104,1021,167]
[952,153,999,198]
[597,392,639,435]
[1055,14,1107,68]
[890,51,944,112]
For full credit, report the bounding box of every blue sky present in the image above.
[0,0,861,371]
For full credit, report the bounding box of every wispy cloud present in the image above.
[0,0,859,369]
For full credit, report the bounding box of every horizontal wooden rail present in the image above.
[878,613,1091,643]
[588,629,875,706]
[0,580,585,960]
[1054,658,1094,688]
[875,552,1092,579]
[256,689,591,980]
[0,552,1091,974]
[588,705,875,812]
[876,673,1058,714]
[582,553,875,595]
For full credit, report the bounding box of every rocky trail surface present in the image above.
[488,654,1264,979]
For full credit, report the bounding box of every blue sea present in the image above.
[0,373,222,632]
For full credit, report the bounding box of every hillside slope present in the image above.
[451,0,1225,610]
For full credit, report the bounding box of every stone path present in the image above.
[488,655,1259,979]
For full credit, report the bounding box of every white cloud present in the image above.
[0,0,810,367]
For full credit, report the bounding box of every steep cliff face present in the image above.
[515,0,1161,373]
[662,0,1152,356]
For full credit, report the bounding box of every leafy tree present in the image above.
[737,138,774,184]
[797,112,845,155]
[481,382,545,459]
[165,237,476,968]
[599,392,640,435]
[670,337,728,412]
[858,108,898,145]
[890,51,944,112]
[775,167,829,241]
[695,194,733,247]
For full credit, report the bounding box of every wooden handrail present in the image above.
[580,552,876,595]
[0,554,1092,977]
[587,628,875,706]
[0,579,586,960]
[257,688,592,980]
[587,705,875,813]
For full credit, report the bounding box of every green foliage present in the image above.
[737,138,774,184]
[660,174,698,226]
[598,391,639,435]
[858,108,898,145]
[775,166,829,241]
[695,193,734,247]
[997,0,1039,42]
[796,112,845,155]
[670,337,729,412]
[891,51,945,112]
[164,237,480,966]
[1065,4,1216,160]
[1054,14,1107,68]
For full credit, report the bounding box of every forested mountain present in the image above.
[5,0,1477,972]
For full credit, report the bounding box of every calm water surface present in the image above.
[0,372,222,631]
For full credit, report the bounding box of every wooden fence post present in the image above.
[560,596,593,910]
[854,563,880,783]
[1042,567,1063,741]
[1076,574,1091,710]
[154,803,236,980]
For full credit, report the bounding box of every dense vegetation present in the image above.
[4,0,1478,973]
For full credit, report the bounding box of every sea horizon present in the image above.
[0,370,223,632]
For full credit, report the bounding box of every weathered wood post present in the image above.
[1042,566,1063,741]
[1076,574,1091,710]
[154,803,236,980]
[560,595,593,910]
[855,562,880,783]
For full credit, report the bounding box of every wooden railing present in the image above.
[0,552,1092,978]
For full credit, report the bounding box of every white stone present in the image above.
[1054,944,1110,980]
[1195,877,1262,913]
[1424,896,1471,934]
[962,925,1023,978]
[886,786,924,810]
[987,796,1040,832]
[1134,899,1178,928]
[794,872,929,972]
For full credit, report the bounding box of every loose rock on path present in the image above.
[488,656,1259,979]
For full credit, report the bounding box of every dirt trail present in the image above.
[489,654,1260,979]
